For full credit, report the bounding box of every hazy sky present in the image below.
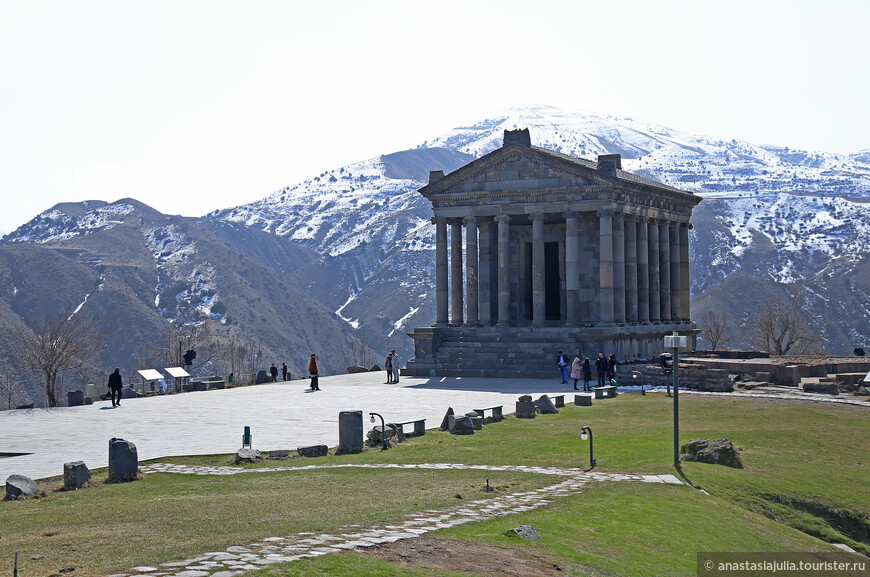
[2,0,867,235]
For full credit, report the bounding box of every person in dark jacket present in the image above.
[281,362,288,381]
[385,352,393,383]
[582,358,592,391]
[595,352,608,387]
[607,354,617,383]
[557,350,570,384]
[108,368,123,407]
[269,363,278,383]
[308,354,320,391]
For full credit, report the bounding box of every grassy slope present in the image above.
[3,393,868,576]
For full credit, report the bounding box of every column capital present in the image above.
[494,214,511,223]
[531,212,545,223]
[462,216,478,226]
[431,216,447,225]
[597,207,614,218]
[562,210,579,220]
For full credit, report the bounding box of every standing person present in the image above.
[582,358,593,391]
[307,354,320,391]
[108,368,123,407]
[556,351,570,384]
[607,354,617,384]
[281,362,288,382]
[391,349,400,383]
[269,363,278,383]
[595,352,608,388]
[571,356,582,390]
[385,352,393,383]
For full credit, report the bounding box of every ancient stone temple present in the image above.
[404,129,702,379]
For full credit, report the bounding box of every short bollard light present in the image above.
[369,412,390,451]
[581,426,596,469]
[242,426,252,449]
[632,370,644,395]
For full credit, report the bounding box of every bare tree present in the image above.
[701,310,729,351]
[747,292,821,355]
[214,334,262,385]
[0,365,27,410]
[12,309,108,407]
[342,336,375,371]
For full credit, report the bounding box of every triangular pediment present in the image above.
[421,145,607,197]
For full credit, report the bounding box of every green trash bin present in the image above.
[242,426,251,448]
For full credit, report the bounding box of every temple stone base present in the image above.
[405,324,698,379]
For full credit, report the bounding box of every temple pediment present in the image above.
[421,146,603,199]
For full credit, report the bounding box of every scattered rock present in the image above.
[368,364,382,372]
[337,410,364,455]
[439,407,455,431]
[63,461,91,490]
[5,474,40,500]
[267,450,290,460]
[464,412,484,430]
[680,438,743,468]
[366,425,397,447]
[120,387,138,399]
[346,365,368,374]
[518,395,533,403]
[108,438,139,482]
[297,445,328,458]
[535,395,558,414]
[515,399,537,419]
[506,525,542,540]
[234,448,262,464]
[448,415,475,435]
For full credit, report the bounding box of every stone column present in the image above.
[478,218,493,325]
[613,213,626,324]
[669,222,681,322]
[464,216,479,326]
[532,213,545,326]
[624,214,638,323]
[598,209,614,325]
[496,215,511,326]
[564,211,580,325]
[434,217,448,326]
[450,220,463,326]
[648,220,661,323]
[680,223,691,322]
[636,218,649,323]
[658,221,671,322]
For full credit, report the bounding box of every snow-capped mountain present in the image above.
[4,105,870,391]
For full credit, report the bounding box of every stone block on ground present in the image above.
[63,461,91,490]
[368,364,382,372]
[506,524,541,540]
[449,415,475,435]
[346,365,368,374]
[535,394,559,414]
[120,387,138,399]
[515,400,537,418]
[553,395,565,408]
[366,425,397,447]
[255,370,268,384]
[439,407,455,431]
[680,438,743,468]
[574,394,593,406]
[67,390,85,407]
[84,396,93,405]
[297,445,328,458]
[337,410,364,454]
[108,438,139,482]
[234,448,262,464]
[5,474,40,500]
[800,381,839,395]
[268,450,290,460]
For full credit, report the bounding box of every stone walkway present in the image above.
[105,462,681,577]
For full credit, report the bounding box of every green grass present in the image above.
[3,393,868,576]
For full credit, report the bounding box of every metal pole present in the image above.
[673,347,680,467]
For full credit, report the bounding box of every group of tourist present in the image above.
[268,362,290,383]
[557,350,616,391]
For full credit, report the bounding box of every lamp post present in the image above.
[580,426,596,469]
[369,412,390,451]
[632,370,644,395]
[663,331,688,467]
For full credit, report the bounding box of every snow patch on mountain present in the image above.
[2,203,135,244]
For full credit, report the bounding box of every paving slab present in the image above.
[0,372,571,481]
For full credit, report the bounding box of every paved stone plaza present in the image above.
[0,371,572,481]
